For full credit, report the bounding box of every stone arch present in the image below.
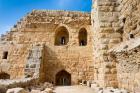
[55,70,71,86]
[0,72,10,79]
[55,26,69,46]
[79,28,87,46]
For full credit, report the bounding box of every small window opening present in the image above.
[0,72,10,79]
[79,28,87,46]
[122,18,126,23]
[2,51,8,59]
[61,37,66,45]
[134,50,138,53]
[83,80,87,84]
[129,34,134,39]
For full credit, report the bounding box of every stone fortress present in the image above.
[0,0,140,92]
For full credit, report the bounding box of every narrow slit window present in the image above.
[79,28,87,46]
[61,37,66,45]
[122,18,126,23]
[2,51,8,59]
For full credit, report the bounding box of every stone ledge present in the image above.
[109,37,140,53]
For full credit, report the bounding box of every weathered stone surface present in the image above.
[0,10,94,85]
[97,88,129,93]
[0,0,140,92]
[43,88,53,93]
[92,0,120,88]
[6,88,29,93]
[119,0,140,41]
[31,90,41,93]
[110,37,140,91]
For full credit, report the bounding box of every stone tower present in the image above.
[92,0,122,87]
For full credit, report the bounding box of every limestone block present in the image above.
[100,44,108,50]
[135,72,140,86]
[6,88,29,93]
[43,88,53,93]
[114,90,122,93]
[0,62,11,72]
[109,38,121,44]
[100,27,114,33]
[120,89,129,93]
[110,33,122,38]
[98,6,114,12]
[134,87,140,93]
[103,88,115,93]
[31,89,41,93]
[111,68,117,74]
[105,68,110,74]
[91,83,98,89]
[87,81,91,87]
[98,90,103,93]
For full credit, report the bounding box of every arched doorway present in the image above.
[56,70,71,86]
[0,72,10,79]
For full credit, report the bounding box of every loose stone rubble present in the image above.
[0,78,53,93]
[6,87,53,93]
[80,81,129,93]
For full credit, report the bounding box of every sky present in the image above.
[0,0,92,35]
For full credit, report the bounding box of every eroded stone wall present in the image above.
[92,0,122,87]
[119,0,140,41]
[25,44,45,81]
[0,42,30,79]
[0,10,94,85]
[110,38,140,92]
[116,48,140,91]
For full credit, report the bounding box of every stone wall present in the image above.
[0,41,30,79]
[0,10,94,85]
[119,0,140,41]
[110,37,140,92]
[107,0,140,91]
[25,44,45,81]
[92,0,122,87]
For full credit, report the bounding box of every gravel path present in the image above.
[53,85,95,93]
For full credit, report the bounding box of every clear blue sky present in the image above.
[0,0,92,35]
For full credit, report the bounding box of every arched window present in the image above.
[0,72,10,79]
[79,28,87,46]
[55,26,69,46]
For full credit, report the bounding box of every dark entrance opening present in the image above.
[0,72,10,79]
[2,51,8,59]
[56,70,71,86]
